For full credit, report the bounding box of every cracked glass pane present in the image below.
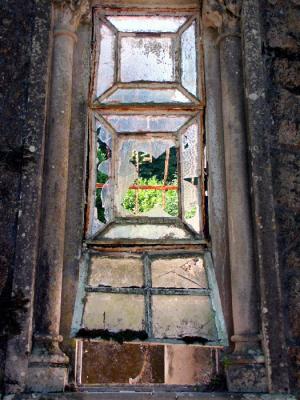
[107,16,187,33]
[97,24,115,97]
[102,87,190,103]
[181,122,201,233]
[83,293,145,332]
[152,295,217,340]
[120,37,174,82]
[115,138,178,217]
[151,257,207,289]
[181,22,197,96]
[105,114,189,132]
[88,256,144,288]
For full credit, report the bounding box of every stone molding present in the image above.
[52,0,91,33]
[202,0,241,32]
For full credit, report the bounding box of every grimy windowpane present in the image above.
[105,114,189,132]
[120,37,174,82]
[88,256,144,288]
[107,16,187,33]
[152,295,217,340]
[83,293,145,332]
[81,342,164,384]
[103,87,191,103]
[181,122,201,233]
[102,223,192,240]
[97,24,115,97]
[151,257,207,289]
[181,22,197,96]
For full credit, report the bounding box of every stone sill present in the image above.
[2,393,297,400]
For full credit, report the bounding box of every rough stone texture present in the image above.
[226,365,267,393]
[1,392,298,400]
[0,0,299,397]
[0,0,51,392]
[261,0,300,394]
[26,366,68,393]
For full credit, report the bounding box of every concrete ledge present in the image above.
[2,393,297,400]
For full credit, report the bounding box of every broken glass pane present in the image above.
[151,257,207,288]
[107,16,187,33]
[115,139,178,217]
[88,256,144,288]
[181,22,197,96]
[181,122,201,233]
[182,181,201,233]
[102,88,190,103]
[93,121,113,233]
[101,223,192,240]
[120,37,174,82]
[81,342,164,384]
[83,293,145,332]
[152,295,217,340]
[105,114,189,133]
[97,24,116,97]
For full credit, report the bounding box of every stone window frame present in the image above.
[3,0,291,395]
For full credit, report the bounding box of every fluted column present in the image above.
[27,0,89,393]
[203,0,266,392]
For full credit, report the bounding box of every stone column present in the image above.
[27,0,89,393]
[203,0,266,392]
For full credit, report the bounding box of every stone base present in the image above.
[26,365,68,393]
[226,362,267,393]
[2,393,298,399]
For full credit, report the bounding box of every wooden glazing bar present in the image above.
[85,286,210,296]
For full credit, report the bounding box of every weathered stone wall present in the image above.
[261,0,300,393]
[0,0,51,391]
[0,0,35,388]
[0,0,299,395]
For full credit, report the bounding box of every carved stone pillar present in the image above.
[203,0,267,392]
[27,0,89,393]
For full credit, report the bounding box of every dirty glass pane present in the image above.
[81,342,164,384]
[107,16,187,33]
[151,257,207,288]
[88,256,144,287]
[93,120,113,234]
[164,346,216,385]
[181,122,201,233]
[105,114,189,133]
[102,223,192,240]
[115,139,178,217]
[103,88,190,104]
[83,293,145,332]
[181,22,197,96]
[97,24,115,97]
[120,37,174,82]
[152,296,217,340]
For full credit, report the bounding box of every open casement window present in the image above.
[72,6,227,380]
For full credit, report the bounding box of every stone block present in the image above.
[287,275,300,341]
[226,364,267,393]
[26,366,68,393]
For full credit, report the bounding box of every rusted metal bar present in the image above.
[96,183,178,190]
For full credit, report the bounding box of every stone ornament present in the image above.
[53,0,91,33]
[202,0,241,32]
